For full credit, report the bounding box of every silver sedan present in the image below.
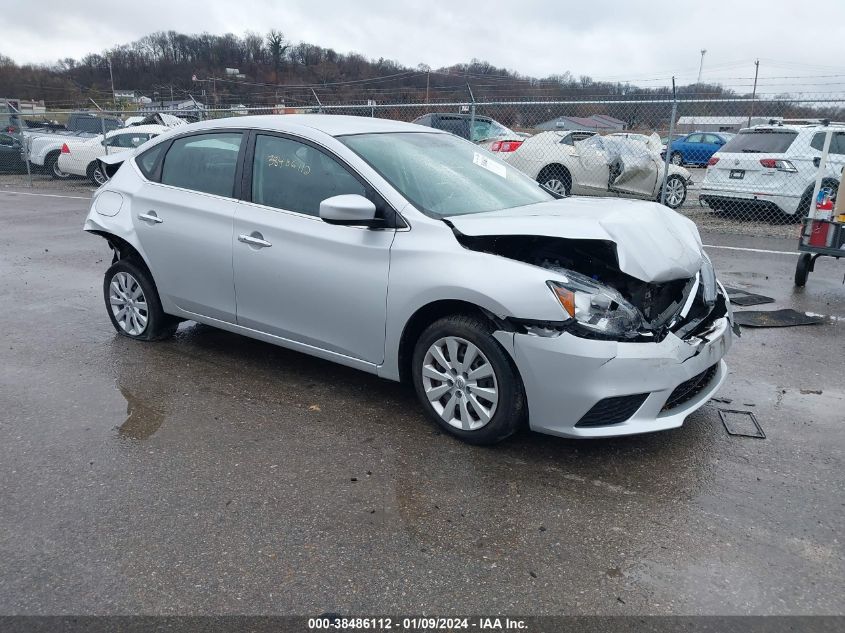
[85,115,732,444]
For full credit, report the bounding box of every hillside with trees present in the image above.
[2,30,841,126]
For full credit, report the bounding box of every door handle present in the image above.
[238,233,272,248]
[138,212,163,224]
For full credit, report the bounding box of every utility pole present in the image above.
[748,59,760,127]
[697,49,707,84]
[107,57,116,104]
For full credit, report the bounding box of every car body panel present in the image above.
[233,200,395,364]
[668,132,733,165]
[507,131,691,200]
[84,114,730,440]
[445,198,703,283]
[701,125,845,215]
[57,124,171,178]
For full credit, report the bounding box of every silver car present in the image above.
[84,115,733,444]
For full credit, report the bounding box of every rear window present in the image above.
[720,129,798,154]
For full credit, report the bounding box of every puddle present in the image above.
[116,385,165,440]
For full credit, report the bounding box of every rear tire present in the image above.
[411,314,526,445]
[794,178,839,222]
[87,161,108,186]
[103,259,177,341]
[537,164,571,197]
[45,151,70,179]
[661,174,687,209]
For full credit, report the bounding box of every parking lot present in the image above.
[0,182,842,615]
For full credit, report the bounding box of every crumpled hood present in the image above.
[446,197,704,283]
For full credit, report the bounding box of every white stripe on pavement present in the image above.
[704,244,799,256]
[0,190,91,200]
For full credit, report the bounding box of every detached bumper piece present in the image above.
[576,393,649,427]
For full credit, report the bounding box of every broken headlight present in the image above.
[700,252,717,306]
[547,271,643,339]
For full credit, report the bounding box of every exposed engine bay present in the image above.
[452,231,728,342]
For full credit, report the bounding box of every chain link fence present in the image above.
[3,96,844,237]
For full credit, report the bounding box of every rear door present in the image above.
[809,130,845,183]
[131,131,244,322]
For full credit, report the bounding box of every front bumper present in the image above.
[506,314,732,439]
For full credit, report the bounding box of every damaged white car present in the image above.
[504,131,692,209]
[84,115,733,444]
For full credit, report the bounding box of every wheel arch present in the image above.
[396,299,507,384]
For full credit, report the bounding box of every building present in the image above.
[1,98,46,115]
[137,99,206,115]
[675,116,781,133]
[535,114,626,132]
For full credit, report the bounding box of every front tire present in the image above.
[411,315,526,445]
[103,259,177,341]
[670,152,683,166]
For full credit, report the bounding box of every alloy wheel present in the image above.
[109,271,148,336]
[93,167,108,186]
[542,178,567,195]
[663,177,685,208]
[421,336,498,431]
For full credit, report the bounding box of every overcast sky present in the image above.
[4,0,845,95]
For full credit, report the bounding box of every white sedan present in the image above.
[503,131,692,209]
[58,125,171,185]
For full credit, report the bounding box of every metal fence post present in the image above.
[660,77,678,206]
[23,134,33,188]
[467,83,476,141]
[101,116,108,155]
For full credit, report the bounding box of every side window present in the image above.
[834,133,845,155]
[703,134,721,144]
[251,135,365,216]
[107,133,151,148]
[686,133,703,143]
[812,132,845,155]
[161,133,243,197]
[135,142,166,181]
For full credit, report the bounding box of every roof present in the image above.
[677,116,779,125]
[538,114,624,130]
[181,114,438,137]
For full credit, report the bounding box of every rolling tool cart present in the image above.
[795,129,845,287]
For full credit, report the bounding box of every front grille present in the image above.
[576,393,649,427]
[662,363,719,412]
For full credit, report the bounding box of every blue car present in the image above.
[666,132,734,166]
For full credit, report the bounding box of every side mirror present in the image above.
[319,194,378,226]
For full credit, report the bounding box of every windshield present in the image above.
[721,129,798,154]
[340,132,552,218]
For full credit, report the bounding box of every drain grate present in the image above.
[719,409,765,439]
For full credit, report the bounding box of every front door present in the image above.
[232,133,394,364]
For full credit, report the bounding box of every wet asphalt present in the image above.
[0,187,842,615]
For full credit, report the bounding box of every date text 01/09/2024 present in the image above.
[307,617,529,630]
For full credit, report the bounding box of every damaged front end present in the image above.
[453,232,731,344]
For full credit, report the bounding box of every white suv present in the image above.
[700,123,844,219]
